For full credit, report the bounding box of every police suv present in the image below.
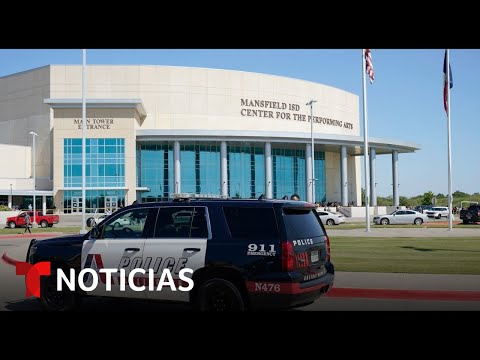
[27,196,334,311]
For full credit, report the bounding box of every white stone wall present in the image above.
[50,65,360,137]
[0,66,52,180]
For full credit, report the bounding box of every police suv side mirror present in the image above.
[86,217,95,228]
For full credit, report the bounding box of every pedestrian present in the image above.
[290,194,300,201]
[28,203,32,211]
[24,212,32,234]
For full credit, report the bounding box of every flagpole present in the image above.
[362,49,371,232]
[446,49,453,230]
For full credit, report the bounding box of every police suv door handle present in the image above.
[184,248,201,253]
[125,247,140,252]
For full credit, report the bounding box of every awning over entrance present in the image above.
[136,129,421,154]
[44,98,147,121]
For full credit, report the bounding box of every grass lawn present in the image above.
[331,236,480,274]
[0,226,82,235]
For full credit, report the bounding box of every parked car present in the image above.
[425,207,450,219]
[316,211,345,225]
[6,211,59,228]
[27,197,334,311]
[414,205,433,214]
[93,214,130,226]
[373,210,428,225]
[459,205,480,224]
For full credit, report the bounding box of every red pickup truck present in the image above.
[6,211,60,229]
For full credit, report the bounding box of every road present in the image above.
[2,233,480,311]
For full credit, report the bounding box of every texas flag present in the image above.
[443,50,453,113]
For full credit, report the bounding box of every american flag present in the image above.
[365,49,374,84]
[443,50,453,113]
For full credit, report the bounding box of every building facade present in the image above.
[0,65,420,214]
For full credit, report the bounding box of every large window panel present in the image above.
[228,144,264,198]
[63,137,125,189]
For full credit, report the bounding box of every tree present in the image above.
[421,191,434,205]
[399,196,409,206]
[436,193,446,198]
[453,190,469,198]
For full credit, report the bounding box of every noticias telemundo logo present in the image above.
[12,256,194,298]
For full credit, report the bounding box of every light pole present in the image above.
[80,48,87,234]
[306,100,317,203]
[29,131,38,225]
[9,184,12,209]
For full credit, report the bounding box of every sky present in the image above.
[1,49,478,198]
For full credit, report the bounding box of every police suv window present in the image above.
[190,207,209,238]
[223,207,279,241]
[102,208,157,239]
[154,207,208,238]
[283,208,325,239]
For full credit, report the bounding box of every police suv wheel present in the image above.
[197,278,245,312]
[38,267,80,311]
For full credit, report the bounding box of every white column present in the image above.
[221,141,228,198]
[42,195,46,214]
[174,141,181,194]
[341,145,348,206]
[8,195,12,209]
[370,148,377,206]
[265,142,272,199]
[392,150,399,206]
[305,143,313,203]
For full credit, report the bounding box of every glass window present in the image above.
[223,207,279,241]
[64,138,125,190]
[190,207,209,238]
[283,208,325,239]
[102,208,156,239]
[181,143,220,196]
[138,142,173,202]
[154,207,196,238]
[228,144,264,198]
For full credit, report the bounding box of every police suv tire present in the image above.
[197,278,245,312]
[38,267,80,311]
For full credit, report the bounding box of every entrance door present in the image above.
[105,196,118,213]
[72,197,82,213]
